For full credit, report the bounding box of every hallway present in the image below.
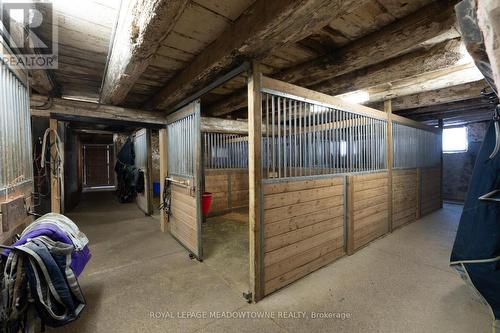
[51,195,492,333]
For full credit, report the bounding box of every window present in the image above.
[443,127,468,153]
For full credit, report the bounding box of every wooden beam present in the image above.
[411,107,495,122]
[346,175,354,255]
[416,168,421,219]
[274,1,459,87]
[6,19,56,94]
[435,111,494,125]
[438,119,444,209]
[397,97,496,118]
[385,80,489,111]
[478,0,500,92]
[201,117,248,135]
[260,76,389,121]
[337,63,484,106]
[248,62,263,302]
[31,94,167,125]
[146,0,366,111]
[100,0,189,105]
[385,100,393,233]
[209,32,466,117]
[50,119,61,213]
[29,69,57,96]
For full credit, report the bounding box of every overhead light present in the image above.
[338,90,370,104]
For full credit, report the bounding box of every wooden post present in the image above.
[50,119,61,213]
[346,175,355,255]
[385,100,393,233]
[159,128,168,232]
[438,119,444,208]
[416,168,421,220]
[248,61,263,302]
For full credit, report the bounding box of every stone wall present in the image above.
[151,130,160,183]
[443,121,490,202]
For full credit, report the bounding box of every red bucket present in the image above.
[201,192,213,216]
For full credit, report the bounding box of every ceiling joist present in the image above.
[100,0,190,105]
[145,0,370,111]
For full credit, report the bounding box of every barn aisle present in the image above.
[48,197,490,333]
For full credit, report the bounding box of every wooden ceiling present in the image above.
[32,0,498,126]
[37,0,120,100]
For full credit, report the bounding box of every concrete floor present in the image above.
[50,194,492,333]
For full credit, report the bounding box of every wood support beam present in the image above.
[438,119,444,209]
[383,80,489,111]
[7,19,57,94]
[397,97,496,119]
[209,31,465,117]
[248,62,263,302]
[338,63,483,106]
[50,119,61,213]
[427,111,494,126]
[146,0,366,111]
[159,128,168,232]
[478,0,500,92]
[100,0,189,105]
[274,1,459,88]
[29,69,57,96]
[201,117,248,135]
[385,100,393,233]
[31,94,167,126]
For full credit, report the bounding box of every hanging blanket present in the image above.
[450,121,500,332]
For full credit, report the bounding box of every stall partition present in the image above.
[161,67,443,302]
[165,102,203,259]
[391,122,442,229]
[202,132,248,216]
[250,74,443,300]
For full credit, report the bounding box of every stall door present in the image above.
[166,101,202,259]
[83,144,114,187]
[134,129,153,215]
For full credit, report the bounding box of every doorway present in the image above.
[83,144,114,190]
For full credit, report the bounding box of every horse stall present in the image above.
[202,132,249,217]
[0,51,34,245]
[160,65,443,303]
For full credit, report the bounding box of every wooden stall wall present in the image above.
[420,167,442,216]
[169,181,199,254]
[347,172,389,253]
[262,176,345,295]
[392,169,418,230]
[204,169,248,216]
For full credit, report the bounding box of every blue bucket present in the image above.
[153,182,161,196]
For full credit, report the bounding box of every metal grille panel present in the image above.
[0,60,32,191]
[203,132,248,169]
[261,92,387,179]
[167,114,196,177]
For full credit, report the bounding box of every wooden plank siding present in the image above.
[169,182,198,254]
[392,169,419,230]
[204,169,249,215]
[420,167,442,216]
[348,171,390,252]
[262,176,345,295]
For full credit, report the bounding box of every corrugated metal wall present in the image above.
[0,59,32,192]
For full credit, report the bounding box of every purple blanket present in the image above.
[2,224,91,277]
